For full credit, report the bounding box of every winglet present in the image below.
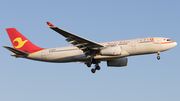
[46,22,55,27]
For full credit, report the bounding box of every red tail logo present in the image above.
[6,28,44,53]
[13,37,28,48]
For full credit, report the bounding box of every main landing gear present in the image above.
[91,64,101,73]
[157,52,160,60]
[85,62,91,67]
[85,59,101,73]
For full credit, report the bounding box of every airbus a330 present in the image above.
[4,22,177,73]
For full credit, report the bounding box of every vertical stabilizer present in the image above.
[6,28,43,53]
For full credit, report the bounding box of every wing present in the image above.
[46,22,104,56]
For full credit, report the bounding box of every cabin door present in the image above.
[153,38,162,51]
[131,40,136,53]
[41,50,46,60]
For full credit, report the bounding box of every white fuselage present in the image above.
[26,37,177,63]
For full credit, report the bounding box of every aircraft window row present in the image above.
[167,39,171,41]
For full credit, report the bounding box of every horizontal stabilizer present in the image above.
[3,46,29,56]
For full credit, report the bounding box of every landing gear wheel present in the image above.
[87,63,91,67]
[157,56,160,60]
[91,68,96,73]
[95,65,101,70]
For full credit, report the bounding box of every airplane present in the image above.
[3,22,177,73]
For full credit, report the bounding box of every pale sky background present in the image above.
[0,0,180,101]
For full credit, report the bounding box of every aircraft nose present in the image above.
[162,41,177,51]
[172,41,177,48]
[174,42,177,46]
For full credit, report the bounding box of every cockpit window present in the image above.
[167,39,171,41]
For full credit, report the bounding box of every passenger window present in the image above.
[167,39,171,41]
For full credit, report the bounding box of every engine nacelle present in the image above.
[107,58,128,67]
[100,46,122,56]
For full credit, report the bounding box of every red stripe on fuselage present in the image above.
[153,41,174,44]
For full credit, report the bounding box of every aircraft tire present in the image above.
[91,68,96,73]
[96,65,101,70]
[157,56,160,60]
[87,63,91,67]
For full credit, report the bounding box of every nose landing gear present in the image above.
[157,56,160,60]
[157,52,160,60]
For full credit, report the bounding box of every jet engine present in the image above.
[100,46,122,56]
[107,58,128,67]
